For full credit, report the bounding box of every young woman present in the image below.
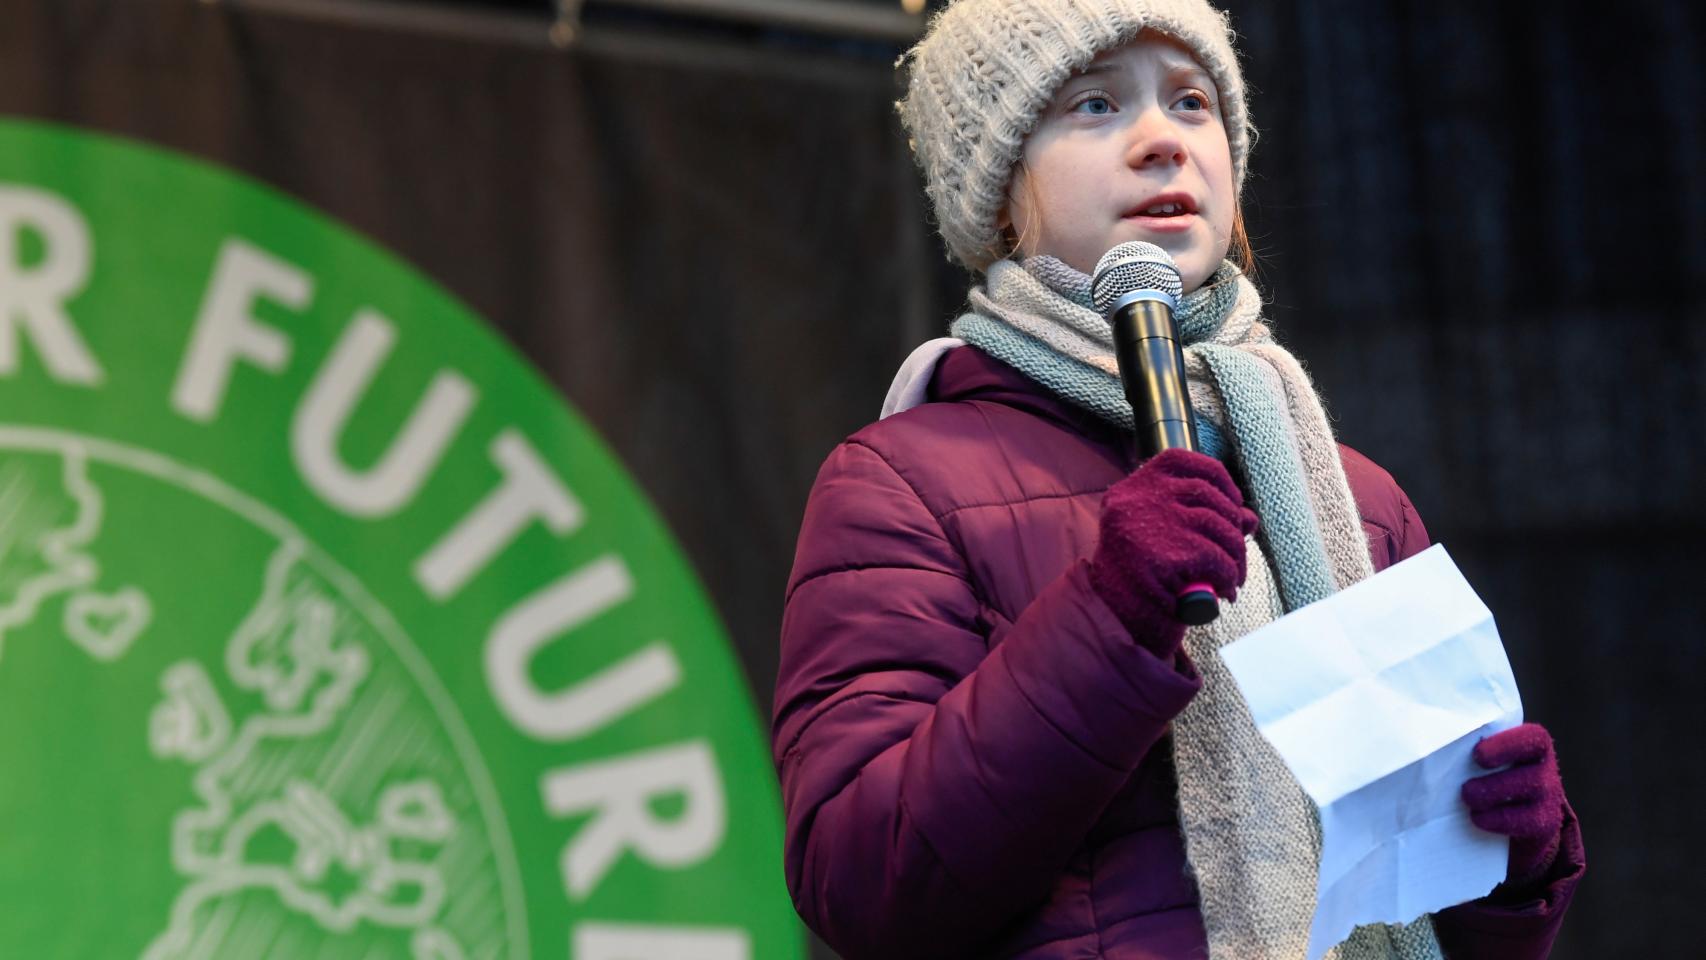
[773,2,1583,957]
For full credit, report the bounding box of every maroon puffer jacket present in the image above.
[774,346,1582,959]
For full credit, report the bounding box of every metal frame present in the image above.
[203,0,924,46]
[570,0,924,41]
[203,0,560,47]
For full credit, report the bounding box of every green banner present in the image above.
[0,118,800,960]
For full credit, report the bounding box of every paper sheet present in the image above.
[1219,544,1523,959]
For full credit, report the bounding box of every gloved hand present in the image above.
[1461,722,1567,889]
[1088,448,1260,659]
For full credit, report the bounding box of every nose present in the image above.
[1125,106,1188,169]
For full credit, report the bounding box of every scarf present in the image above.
[948,256,1444,960]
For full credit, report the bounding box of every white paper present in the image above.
[1219,544,1523,959]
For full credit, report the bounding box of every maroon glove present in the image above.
[1461,723,1567,889]
[1088,448,1260,658]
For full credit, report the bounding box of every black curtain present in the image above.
[3,1,1701,955]
[1223,4,1706,950]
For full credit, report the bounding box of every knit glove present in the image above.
[1461,723,1567,890]
[1088,448,1260,658]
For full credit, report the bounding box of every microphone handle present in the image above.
[1110,297,1199,457]
[1109,296,1220,627]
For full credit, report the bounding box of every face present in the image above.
[1004,33,1236,293]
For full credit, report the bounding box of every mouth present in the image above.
[1122,212,1197,232]
[1121,193,1199,231]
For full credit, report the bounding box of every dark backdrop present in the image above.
[4,0,1702,955]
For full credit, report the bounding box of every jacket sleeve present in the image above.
[1433,801,1585,960]
[1388,485,1586,957]
[772,439,1202,960]
[1392,486,1432,564]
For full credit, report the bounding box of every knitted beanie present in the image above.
[897,0,1254,272]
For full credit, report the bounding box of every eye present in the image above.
[1175,90,1213,113]
[1069,92,1116,116]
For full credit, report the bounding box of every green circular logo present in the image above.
[0,118,799,959]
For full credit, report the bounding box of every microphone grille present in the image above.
[1091,242,1184,317]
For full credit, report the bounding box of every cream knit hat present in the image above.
[897,0,1253,272]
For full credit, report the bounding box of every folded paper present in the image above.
[1220,544,1523,959]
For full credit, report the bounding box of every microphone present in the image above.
[1091,242,1220,627]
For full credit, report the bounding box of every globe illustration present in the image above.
[0,431,527,959]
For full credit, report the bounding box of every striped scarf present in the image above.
[950,256,1443,960]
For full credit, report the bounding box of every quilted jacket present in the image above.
[774,346,1582,959]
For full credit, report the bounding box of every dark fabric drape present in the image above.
[1225,7,1706,952]
[3,1,1700,956]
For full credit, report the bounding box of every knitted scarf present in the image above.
[950,256,1444,960]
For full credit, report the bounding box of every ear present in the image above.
[999,161,1028,233]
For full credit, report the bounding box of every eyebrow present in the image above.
[1071,61,1215,86]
